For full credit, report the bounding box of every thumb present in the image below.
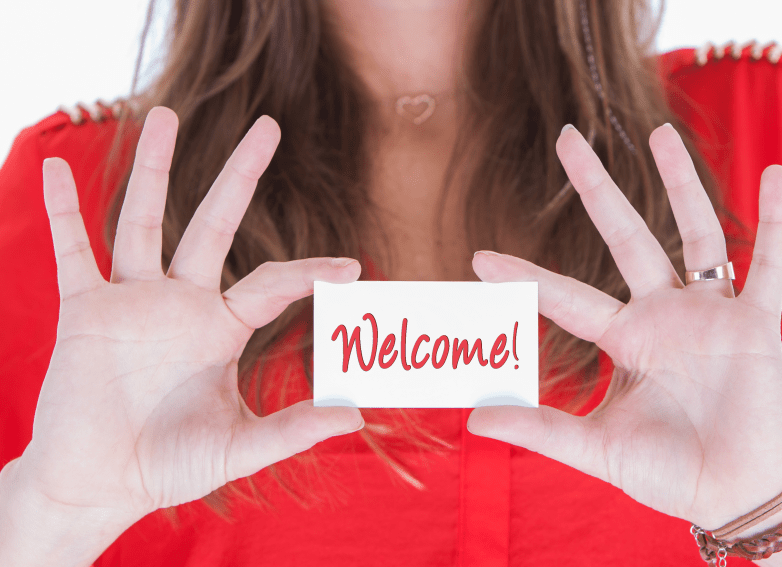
[466,405,609,482]
[225,399,364,482]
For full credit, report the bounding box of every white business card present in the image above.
[313,281,538,408]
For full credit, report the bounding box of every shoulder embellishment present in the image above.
[694,40,782,66]
[56,97,142,126]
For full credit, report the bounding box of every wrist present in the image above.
[706,509,782,567]
[0,454,140,567]
[734,510,782,567]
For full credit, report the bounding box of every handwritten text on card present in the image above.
[314,281,538,408]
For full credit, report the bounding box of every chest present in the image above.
[360,136,477,281]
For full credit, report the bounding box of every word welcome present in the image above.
[331,313,520,372]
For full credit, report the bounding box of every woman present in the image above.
[2,0,782,564]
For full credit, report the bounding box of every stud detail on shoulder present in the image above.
[694,39,781,66]
[56,97,141,125]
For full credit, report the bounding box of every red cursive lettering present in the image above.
[400,317,412,370]
[411,334,430,369]
[331,312,379,372]
[432,335,450,369]
[490,333,509,369]
[452,338,488,369]
[379,333,398,369]
[330,317,520,372]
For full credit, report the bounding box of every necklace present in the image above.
[393,86,463,125]
[395,93,438,125]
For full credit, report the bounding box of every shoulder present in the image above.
[5,98,142,154]
[2,97,142,181]
[656,40,782,118]
[1,98,142,205]
[658,40,782,78]
[0,96,143,223]
[655,40,782,156]
[0,97,143,284]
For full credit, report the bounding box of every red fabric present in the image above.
[1,46,780,566]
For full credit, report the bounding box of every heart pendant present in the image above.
[395,94,436,125]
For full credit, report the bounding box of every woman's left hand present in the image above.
[467,123,782,531]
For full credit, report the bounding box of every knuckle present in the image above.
[752,250,782,271]
[603,221,639,249]
[539,409,556,448]
[50,208,80,221]
[256,275,289,312]
[121,214,162,231]
[135,160,170,177]
[298,269,313,294]
[255,276,275,303]
[198,209,237,237]
[665,177,700,195]
[548,284,576,322]
[578,172,609,197]
[59,240,92,259]
[275,407,310,455]
[680,224,724,248]
[199,211,236,237]
[757,218,782,230]
[228,160,260,185]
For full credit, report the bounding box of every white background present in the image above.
[1,0,781,165]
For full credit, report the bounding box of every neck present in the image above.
[321,0,475,133]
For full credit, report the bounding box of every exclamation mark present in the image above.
[512,321,519,369]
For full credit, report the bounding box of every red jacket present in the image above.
[1,44,781,566]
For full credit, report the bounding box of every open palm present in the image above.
[468,124,782,532]
[25,107,364,522]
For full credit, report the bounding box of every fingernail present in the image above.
[474,250,500,257]
[339,418,365,434]
[663,122,674,130]
[561,124,575,135]
[331,257,357,268]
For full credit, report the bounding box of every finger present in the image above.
[42,158,105,300]
[473,252,623,347]
[741,164,782,315]
[648,123,732,297]
[466,404,609,484]
[222,257,361,330]
[556,126,680,298]
[226,399,364,482]
[111,107,178,283]
[167,116,281,289]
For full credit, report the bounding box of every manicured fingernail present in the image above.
[331,257,357,268]
[474,250,500,257]
[663,122,674,130]
[561,124,575,135]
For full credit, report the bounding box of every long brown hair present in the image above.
[101,0,750,519]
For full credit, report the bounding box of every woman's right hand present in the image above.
[17,106,364,526]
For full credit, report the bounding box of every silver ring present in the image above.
[685,261,735,285]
